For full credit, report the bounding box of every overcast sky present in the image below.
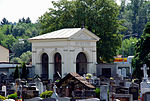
[0,0,121,23]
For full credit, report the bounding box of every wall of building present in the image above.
[0,46,9,62]
[96,63,118,77]
[32,40,97,80]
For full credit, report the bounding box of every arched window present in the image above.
[54,53,62,78]
[41,53,49,79]
[76,52,87,75]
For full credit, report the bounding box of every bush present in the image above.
[7,93,18,100]
[40,91,53,98]
[95,88,100,98]
[0,95,6,100]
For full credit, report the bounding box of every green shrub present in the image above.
[7,93,18,100]
[0,95,6,100]
[95,88,100,98]
[40,90,53,98]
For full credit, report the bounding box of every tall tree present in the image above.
[21,62,28,79]
[14,65,20,80]
[132,22,150,79]
[1,18,10,25]
[39,0,123,62]
[25,17,31,23]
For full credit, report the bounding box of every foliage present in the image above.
[7,93,18,100]
[95,88,100,98]
[40,90,53,98]
[119,0,150,37]
[10,51,32,64]
[116,37,138,57]
[0,95,6,100]
[21,62,28,79]
[132,22,150,79]
[1,18,10,25]
[39,0,123,63]
[0,17,40,63]
[20,51,32,63]
[14,65,20,80]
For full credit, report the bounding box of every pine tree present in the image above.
[21,62,27,79]
[14,65,19,80]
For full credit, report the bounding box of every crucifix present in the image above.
[141,64,149,81]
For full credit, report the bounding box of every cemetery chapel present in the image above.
[29,28,100,80]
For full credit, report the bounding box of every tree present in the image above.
[132,22,150,79]
[116,37,138,57]
[14,65,20,80]
[1,18,10,25]
[20,51,32,64]
[39,0,123,62]
[25,17,31,23]
[1,35,16,49]
[21,62,28,79]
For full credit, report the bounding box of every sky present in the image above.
[0,0,121,23]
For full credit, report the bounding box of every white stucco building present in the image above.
[29,28,100,81]
[0,45,9,62]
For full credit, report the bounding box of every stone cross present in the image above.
[51,84,58,101]
[141,64,149,81]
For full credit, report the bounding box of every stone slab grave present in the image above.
[76,98,100,101]
[24,97,42,101]
[129,83,139,100]
[112,94,133,101]
[100,84,108,101]
[115,86,128,94]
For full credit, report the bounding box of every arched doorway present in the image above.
[41,53,49,79]
[54,53,62,80]
[76,52,87,75]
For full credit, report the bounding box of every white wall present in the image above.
[0,46,9,62]
[32,40,97,80]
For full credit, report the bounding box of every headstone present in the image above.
[141,64,149,81]
[35,77,43,94]
[112,94,133,101]
[51,84,58,101]
[125,82,131,88]
[100,85,108,101]
[2,85,6,97]
[129,83,139,100]
[118,69,122,76]
[143,92,150,101]
[122,68,126,77]
[140,64,150,96]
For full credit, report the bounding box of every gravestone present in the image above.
[118,69,122,76]
[125,82,131,88]
[112,94,132,101]
[100,85,108,101]
[2,85,6,97]
[129,83,139,100]
[122,68,126,77]
[143,92,150,101]
[34,77,43,94]
[51,84,58,101]
[140,64,150,96]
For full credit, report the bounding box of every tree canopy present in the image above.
[132,22,150,79]
[39,0,123,62]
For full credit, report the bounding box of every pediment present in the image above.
[71,32,95,40]
[69,28,100,41]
